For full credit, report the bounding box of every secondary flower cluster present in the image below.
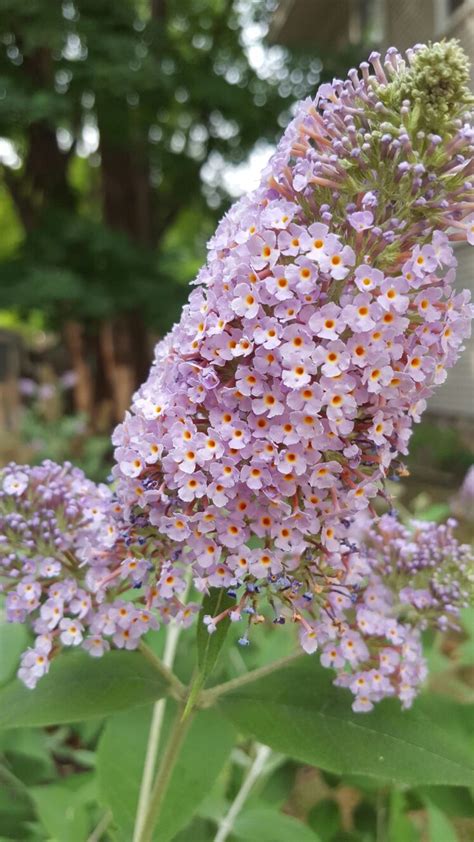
[324,513,473,711]
[113,42,473,599]
[2,462,472,712]
[363,514,474,632]
[209,512,473,712]
[0,461,197,688]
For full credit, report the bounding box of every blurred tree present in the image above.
[0,0,327,423]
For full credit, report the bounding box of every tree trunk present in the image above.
[97,97,155,421]
[62,320,94,418]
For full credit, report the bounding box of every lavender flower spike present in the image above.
[112,41,473,669]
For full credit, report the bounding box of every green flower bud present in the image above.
[378,40,473,133]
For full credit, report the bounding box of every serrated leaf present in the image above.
[218,658,474,786]
[0,651,169,728]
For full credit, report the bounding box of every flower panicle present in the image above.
[0,462,198,688]
[4,461,470,713]
[111,40,473,689]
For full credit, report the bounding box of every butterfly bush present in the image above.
[1,42,474,711]
[0,461,198,688]
[1,462,473,710]
[328,513,474,710]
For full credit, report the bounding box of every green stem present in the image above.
[213,744,272,842]
[199,652,302,707]
[86,809,112,842]
[133,624,184,842]
[139,640,185,701]
[137,703,194,842]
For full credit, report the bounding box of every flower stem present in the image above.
[137,702,194,842]
[86,809,112,842]
[199,652,301,707]
[133,626,185,842]
[213,744,272,842]
[139,639,185,700]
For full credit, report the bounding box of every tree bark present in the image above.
[62,320,94,418]
[97,97,154,420]
[4,46,75,229]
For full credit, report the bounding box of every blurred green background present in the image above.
[0,1,472,840]
[0,0,336,477]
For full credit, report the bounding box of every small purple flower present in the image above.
[3,471,28,496]
[348,210,374,232]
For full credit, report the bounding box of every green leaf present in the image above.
[0,762,35,835]
[388,791,419,842]
[0,651,169,728]
[234,807,321,842]
[218,658,474,786]
[425,801,458,842]
[30,784,90,842]
[419,786,474,818]
[0,728,56,783]
[307,800,341,842]
[185,588,234,714]
[257,760,297,809]
[197,588,234,681]
[0,622,29,686]
[97,705,152,841]
[97,703,235,842]
[154,707,234,841]
[413,503,450,522]
[172,816,217,842]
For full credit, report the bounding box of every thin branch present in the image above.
[136,702,194,842]
[87,809,112,842]
[199,652,302,707]
[213,744,273,842]
[138,640,185,700]
[133,625,183,842]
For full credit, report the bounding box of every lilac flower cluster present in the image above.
[113,42,473,603]
[215,512,472,712]
[234,511,471,713]
[0,461,197,688]
[363,514,474,633]
[2,462,472,713]
[322,514,474,711]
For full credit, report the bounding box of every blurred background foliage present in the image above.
[0,0,331,430]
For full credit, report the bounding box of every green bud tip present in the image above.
[380,39,473,132]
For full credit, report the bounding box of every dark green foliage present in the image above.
[218,658,474,786]
[0,651,169,728]
[408,420,473,478]
[0,0,320,332]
